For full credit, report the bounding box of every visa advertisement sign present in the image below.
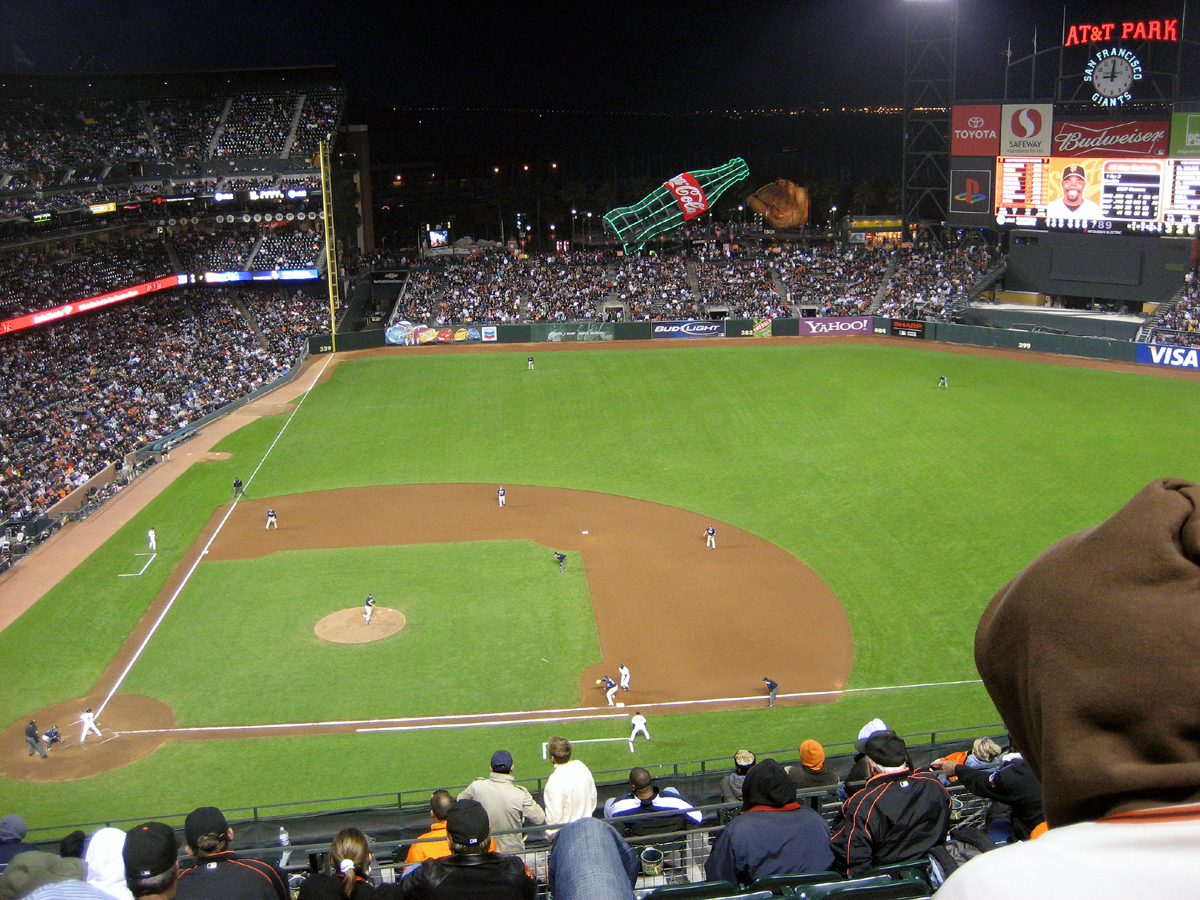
[1137,343,1200,369]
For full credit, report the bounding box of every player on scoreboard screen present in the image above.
[1046,165,1103,220]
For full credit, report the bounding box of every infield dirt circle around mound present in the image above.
[315,607,407,642]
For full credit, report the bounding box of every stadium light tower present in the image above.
[901,0,957,245]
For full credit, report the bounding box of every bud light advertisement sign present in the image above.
[652,320,725,339]
[798,316,871,336]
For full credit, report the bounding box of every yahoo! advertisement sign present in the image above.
[652,320,724,339]
[798,316,871,336]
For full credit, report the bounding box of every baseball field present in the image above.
[0,336,1196,832]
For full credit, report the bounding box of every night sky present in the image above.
[2,0,1188,111]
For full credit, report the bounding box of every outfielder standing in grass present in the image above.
[555,552,566,573]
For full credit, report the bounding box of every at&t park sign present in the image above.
[1064,19,1179,45]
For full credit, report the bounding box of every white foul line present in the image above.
[113,678,983,737]
[96,354,335,719]
[117,552,157,577]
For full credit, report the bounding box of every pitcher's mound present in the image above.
[316,608,406,643]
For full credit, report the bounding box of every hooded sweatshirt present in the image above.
[85,828,134,900]
[975,477,1200,828]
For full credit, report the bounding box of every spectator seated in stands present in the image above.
[0,850,88,897]
[547,817,639,900]
[86,826,134,900]
[175,806,288,900]
[456,750,545,855]
[705,757,834,886]
[938,478,1200,898]
[298,827,398,899]
[934,745,1044,843]
[720,749,756,805]
[405,791,493,865]
[787,739,840,792]
[400,799,535,899]
[829,731,951,877]
[839,718,891,800]
[602,766,703,835]
[124,822,180,900]
[0,815,37,874]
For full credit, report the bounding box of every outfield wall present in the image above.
[307,315,1154,366]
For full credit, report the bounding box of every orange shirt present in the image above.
[404,820,496,863]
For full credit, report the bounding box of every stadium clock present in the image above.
[1085,48,1142,107]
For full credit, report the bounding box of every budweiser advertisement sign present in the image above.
[1052,120,1169,158]
[951,105,1001,156]
[663,172,709,220]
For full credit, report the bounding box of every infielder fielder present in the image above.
[618,664,631,692]
[629,711,650,744]
[705,525,717,549]
[363,592,376,625]
[265,508,278,529]
[602,675,618,707]
[498,486,506,508]
[938,375,948,388]
[80,708,102,743]
[555,552,567,573]
[147,527,156,551]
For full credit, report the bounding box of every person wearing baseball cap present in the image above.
[123,822,178,899]
[175,807,287,900]
[457,751,545,854]
[1047,164,1102,219]
[829,731,951,876]
[402,799,535,899]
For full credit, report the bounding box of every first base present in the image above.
[616,701,626,707]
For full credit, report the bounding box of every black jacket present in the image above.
[400,852,535,900]
[175,851,289,900]
[830,768,950,877]
[954,757,1045,839]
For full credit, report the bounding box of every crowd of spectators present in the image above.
[0,235,171,318]
[172,230,258,273]
[1147,274,1200,347]
[877,245,998,321]
[610,255,694,319]
[777,246,891,316]
[215,94,296,158]
[0,286,323,521]
[525,255,609,321]
[693,257,789,319]
[401,256,529,324]
[256,228,323,270]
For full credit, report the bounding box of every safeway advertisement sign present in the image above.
[1053,120,1169,158]
[952,105,1001,156]
[1001,104,1054,156]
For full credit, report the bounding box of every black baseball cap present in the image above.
[856,730,909,767]
[124,822,178,879]
[1062,165,1086,181]
[184,807,228,849]
[446,799,490,847]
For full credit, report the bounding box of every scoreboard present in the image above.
[994,156,1197,233]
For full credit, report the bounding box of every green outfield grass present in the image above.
[1,340,1196,830]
